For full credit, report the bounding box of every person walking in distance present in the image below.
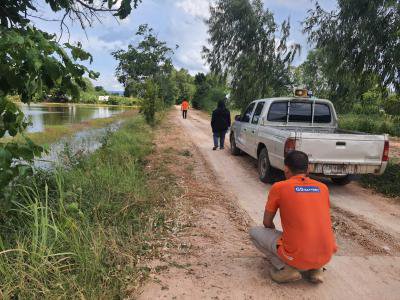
[249,151,337,284]
[181,99,189,119]
[211,100,231,150]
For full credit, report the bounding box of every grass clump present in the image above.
[360,161,400,198]
[0,116,178,298]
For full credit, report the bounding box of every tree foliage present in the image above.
[204,0,300,111]
[113,24,174,88]
[0,0,141,190]
[113,25,195,121]
[192,73,227,111]
[293,48,388,113]
[304,0,400,93]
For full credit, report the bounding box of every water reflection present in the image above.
[20,104,126,133]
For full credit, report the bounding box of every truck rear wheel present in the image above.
[230,133,242,156]
[258,148,272,183]
[331,176,351,186]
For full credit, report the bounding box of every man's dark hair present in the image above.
[284,151,309,174]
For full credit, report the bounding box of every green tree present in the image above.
[292,49,330,99]
[203,0,300,111]
[0,1,142,190]
[294,48,387,112]
[112,24,176,122]
[304,0,400,93]
[173,68,196,104]
[94,86,107,93]
[192,73,227,111]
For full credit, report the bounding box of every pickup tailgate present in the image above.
[296,132,387,175]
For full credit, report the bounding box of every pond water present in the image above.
[20,103,127,133]
[35,121,123,170]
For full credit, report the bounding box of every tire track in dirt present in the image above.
[332,206,400,256]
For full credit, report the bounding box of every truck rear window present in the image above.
[314,103,332,123]
[267,102,287,122]
[267,101,332,123]
[289,102,312,122]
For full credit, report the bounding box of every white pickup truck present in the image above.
[230,95,390,185]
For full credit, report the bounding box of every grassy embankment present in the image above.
[0,115,180,298]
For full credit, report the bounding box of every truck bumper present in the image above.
[309,162,387,176]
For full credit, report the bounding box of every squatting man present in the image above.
[250,151,337,283]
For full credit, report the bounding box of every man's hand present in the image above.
[263,210,276,229]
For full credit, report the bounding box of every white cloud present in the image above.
[175,0,211,19]
[174,47,209,75]
[263,0,336,11]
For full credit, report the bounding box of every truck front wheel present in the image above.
[230,133,242,156]
[258,148,272,183]
[331,176,351,186]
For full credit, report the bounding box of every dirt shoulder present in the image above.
[137,109,400,299]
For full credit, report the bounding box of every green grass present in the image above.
[339,113,400,137]
[360,161,400,198]
[0,115,179,298]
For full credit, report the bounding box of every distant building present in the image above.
[98,96,110,102]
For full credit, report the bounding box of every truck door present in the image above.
[246,101,265,158]
[236,102,256,152]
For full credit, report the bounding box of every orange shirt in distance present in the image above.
[266,175,337,270]
[181,100,189,111]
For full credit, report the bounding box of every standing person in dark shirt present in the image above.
[211,100,231,150]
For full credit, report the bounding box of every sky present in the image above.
[32,0,337,92]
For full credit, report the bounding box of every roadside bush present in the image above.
[352,103,382,115]
[339,114,400,137]
[0,117,178,298]
[383,94,400,116]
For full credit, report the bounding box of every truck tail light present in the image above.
[284,138,296,157]
[382,140,389,162]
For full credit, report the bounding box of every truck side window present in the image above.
[314,103,332,123]
[241,103,256,123]
[251,102,265,124]
[289,102,312,122]
[267,102,288,122]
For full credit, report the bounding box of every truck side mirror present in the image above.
[235,115,241,121]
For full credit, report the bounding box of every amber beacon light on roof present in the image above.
[294,88,313,98]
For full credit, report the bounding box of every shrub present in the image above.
[339,114,400,137]
[383,94,400,116]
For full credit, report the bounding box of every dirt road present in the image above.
[138,108,400,299]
